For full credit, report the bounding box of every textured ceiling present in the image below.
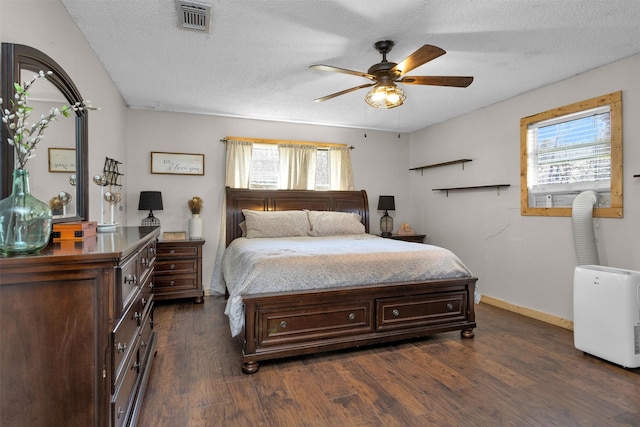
[60,0,640,133]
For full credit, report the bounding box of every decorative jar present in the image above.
[0,169,52,254]
[189,214,203,240]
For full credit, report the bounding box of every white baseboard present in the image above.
[480,295,574,330]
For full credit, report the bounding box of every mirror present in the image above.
[1,43,88,223]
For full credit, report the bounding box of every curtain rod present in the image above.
[220,136,354,150]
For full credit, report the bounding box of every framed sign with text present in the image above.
[151,151,205,175]
[48,148,76,172]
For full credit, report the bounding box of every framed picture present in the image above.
[48,148,76,172]
[151,151,205,175]
[162,231,187,241]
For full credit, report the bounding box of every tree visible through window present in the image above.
[520,91,622,218]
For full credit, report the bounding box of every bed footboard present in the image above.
[241,277,477,374]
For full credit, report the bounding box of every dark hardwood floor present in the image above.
[138,296,640,426]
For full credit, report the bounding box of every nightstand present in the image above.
[382,234,426,243]
[154,239,205,303]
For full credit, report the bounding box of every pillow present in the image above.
[307,210,365,236]
[242,209,310,238]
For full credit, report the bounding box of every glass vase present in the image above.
[0,169,53,254]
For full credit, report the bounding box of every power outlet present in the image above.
[546,194,553,207]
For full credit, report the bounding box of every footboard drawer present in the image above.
[376,291,468,332]
[256,300,374,346]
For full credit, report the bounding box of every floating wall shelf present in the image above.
[433,184,511,197]
[410,159,472,175]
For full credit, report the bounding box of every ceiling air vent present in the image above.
[176,0,211,33]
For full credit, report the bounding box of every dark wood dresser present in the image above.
[0,226,159,427]
[154,239,205,303]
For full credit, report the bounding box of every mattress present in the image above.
[222,234,472,336]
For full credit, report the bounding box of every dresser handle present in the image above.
[141,258,149,267]
[148,281,154,289]
[392,309,400,317]
[117,407,124,419]
[280,321,287,329]
[124,274,137,285]
[151,247,156,256]
[170,281,175,286]
[117,342,127,353]
[141,297,147,306]
[141,340,147,348]
[348,313,356,320]
[133,312,141,322]
[446,303,454,310]
[170,264,175,270]
[132,361,140,373]
[170,249,175,255]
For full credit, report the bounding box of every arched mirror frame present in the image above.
[1,43,88,223]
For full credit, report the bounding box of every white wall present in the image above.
[409,53,640,321]
[124,110,413,292]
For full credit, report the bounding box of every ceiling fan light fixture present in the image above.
[365,84,406,109]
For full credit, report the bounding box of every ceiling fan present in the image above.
[309,40,474,109]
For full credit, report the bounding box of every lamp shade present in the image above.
[377,195,395,211]
[138,191,163,212]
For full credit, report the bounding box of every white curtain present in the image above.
[211,139,254,295]
[225,140,253,188]
[278,144,317,190]
[329,146,354,190]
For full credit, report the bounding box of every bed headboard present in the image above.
[225,187,370,246]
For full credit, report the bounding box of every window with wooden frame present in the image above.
[520,91,622,218]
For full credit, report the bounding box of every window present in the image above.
[248,143,329,190]
[520,91,622,218]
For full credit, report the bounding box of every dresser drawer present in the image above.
[137,239,156,284]
[155,259,198,274]
[111,346,140,427]
[112,291,143,389]
[117,255,139,316]
[376,291,468,332]
[256,300,374,347]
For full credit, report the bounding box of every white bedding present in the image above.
[222,234,473,336]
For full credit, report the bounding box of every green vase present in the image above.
[0,169,52,254]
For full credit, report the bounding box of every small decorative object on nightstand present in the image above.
[154,239,205,303]
[377,195,395,237]
[139,191,163,227]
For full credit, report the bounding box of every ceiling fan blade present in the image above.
[391,44,446,76]
[313,83,375,102]
[400,76,474,87]
[309,64,376,81]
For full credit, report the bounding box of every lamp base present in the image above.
[97,223,117,233]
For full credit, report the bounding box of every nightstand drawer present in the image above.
[155,259,198,274]
[157,244,199,258]
[154,275,198,291]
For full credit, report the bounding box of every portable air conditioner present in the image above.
[573,265,640,368]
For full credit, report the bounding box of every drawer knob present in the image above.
[124,274,137,285]
[170,264,175,270]
[133,312,141,322]
[117,407,124,419]
[132,361,140,373]
[348,313,356,320]
[151,247,156,256]
[280,321,287,329]
[117,342,127,353]
[141,297,147,306]
[141,340,147,348]
[141,258,149,267]
[392,309,400,317]
[446,303,454,310]
[170,281,175,286]
[170,249,175,255]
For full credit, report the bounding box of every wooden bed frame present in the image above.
[225,187,477,374]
